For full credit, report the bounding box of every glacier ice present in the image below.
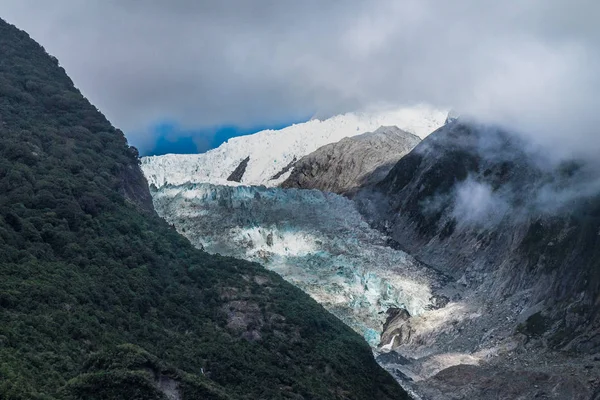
[140,105,447,189]
[152,183,445,346]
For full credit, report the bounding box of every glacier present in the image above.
[141,104,447,188]
[139,112,600,399]
[152,183,446,346]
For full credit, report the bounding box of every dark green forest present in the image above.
[0,18,406,400]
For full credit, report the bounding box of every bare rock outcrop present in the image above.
[281,126,421,195]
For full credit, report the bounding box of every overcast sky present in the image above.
[1,1,598,158]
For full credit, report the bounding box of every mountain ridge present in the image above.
[353,120,600,398]
[141,106,447,188]
[281,125,421,195]
[0,17,407,400]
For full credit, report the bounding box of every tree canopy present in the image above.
[0,18,406,400]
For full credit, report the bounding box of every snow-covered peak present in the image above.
[141,104,447,188]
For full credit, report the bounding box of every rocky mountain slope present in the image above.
[0,18,407,400]
[355,120,600,399]
[139,104,600,398]
[281,126,421,195]
[141,106,446,188]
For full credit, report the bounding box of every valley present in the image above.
[142,115,600,399]
[151,182,447,346]
[2,3,596,399]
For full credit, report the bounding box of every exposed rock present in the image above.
[417,364,592,400]
[379,308,412,349]
[241,330,262,342]
[223,300,264,334]
[118,160,156,214]
[270,157,296,180]
[281,126,421,195]
[376,351,412,366]
[157,374,181,400]
[427,294,450,310]
[227,156,250,182]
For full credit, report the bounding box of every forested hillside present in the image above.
[0,18,406,400]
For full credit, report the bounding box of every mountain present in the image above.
[141,106,447,188]
[355,120,600,398]
[281,126,421,195]
[142,118,600,398]
[0,18,407,400]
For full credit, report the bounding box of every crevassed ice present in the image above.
[141,104,447,189]
[232,227,318,257]
[152,183,445,346]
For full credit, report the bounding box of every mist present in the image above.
[435,121,600,229]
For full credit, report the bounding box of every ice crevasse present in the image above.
[152,183,446,346]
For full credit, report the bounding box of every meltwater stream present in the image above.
[152,183,444,346]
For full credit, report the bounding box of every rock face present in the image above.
[226,156,249,182]
[269,156,296,181]
[417,364,593,400]
[379,308,412,350]
[361,121,600,341]
[118,160,156,214]
[281,126,421,195]
[356,119,600,398]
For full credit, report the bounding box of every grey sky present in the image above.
[1,0,598,158]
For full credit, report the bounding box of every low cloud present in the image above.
[452,178,510,225]
[444,129,600,228]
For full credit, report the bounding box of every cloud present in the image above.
[0,0,598,156]
[452,178,510,225]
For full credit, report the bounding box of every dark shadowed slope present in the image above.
[0,18,407,400]
[356,120,600,398]
[364,121,600,342]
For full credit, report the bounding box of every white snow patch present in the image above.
[141,104,447,188]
